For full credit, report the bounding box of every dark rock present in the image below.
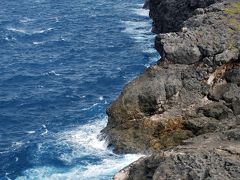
[214,49,239,65]
[103,0,240,153]
[222,83,240,103]
[197,102,233,120]
[232,99,240,115]
[155,33,202,64]
[105,0,240,178]
[138,94,158,116]
[149,0,223,33]
[143,0,150,9]
[225,66,240,85]
[165,84,177,99]
[115,128,240,180]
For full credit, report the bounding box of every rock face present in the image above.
[101,0,240,179]
[149,0,224,33]
[114,128,240,180]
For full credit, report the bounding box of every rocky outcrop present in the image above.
[149,0,224,33]
[101,0,240,179]
[114,127,240,179]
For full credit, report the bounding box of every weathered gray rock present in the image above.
[102,0,240,153]
[103,0,240,179]
[155,3,240,65]
[222,83,240,103]
[155,33,202,64]
[149,0,223,33]
[114,128,240,180]
[197,102,233,120]
[232,99,240,115]
[215,49,239,65]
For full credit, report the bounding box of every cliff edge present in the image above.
[102,0,240,179]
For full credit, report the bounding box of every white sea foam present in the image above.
[16,155,142,180]
[81,103,99,111]
[41,124,48,136]
[81,154,143,178]
[15,4,155,180]
[4,36,10,41]
[49,70,61,76]
[33,41,45,45]
[26,131,36,134]
[7,27,27,34]
[143,48,156,54]
[132,8,149,17]
[4,36,17,42]
[16,117,143,180]
[6,27,53,35]
[32,28,53,34]
[136,3,144,7]
[43,70,61,76]
[99,96,104,101]
[121,5,160,66]
[122,21,150,34]
[121,20,152,44]
[20,17,35,23]
[12,141,24,147]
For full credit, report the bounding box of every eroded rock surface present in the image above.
[114,128,240,180]
[101,0,240,179]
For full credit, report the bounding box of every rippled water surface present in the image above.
[0,0,159,179]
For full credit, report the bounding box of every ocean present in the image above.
[0,0,159,179]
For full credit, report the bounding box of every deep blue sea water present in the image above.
[0,0,159,179]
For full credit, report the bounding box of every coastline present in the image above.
[102,0,240,179]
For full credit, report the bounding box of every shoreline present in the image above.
[102,0,240,179]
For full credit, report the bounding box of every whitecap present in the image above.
[20,17,34,23]
[6,27,53,35]
[26,131,36,134]
[41,125,48,136]
[81,103,99,111]
[121,20,152,43]
[99,96,104,101]
[32,28,53,34]
[4,36,10,41]
[7,27,27,34]
[33,41,45,45]
[49,70,61,76]
[43,70,61,76]
[131,8,149,17]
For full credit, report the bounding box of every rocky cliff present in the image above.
[102,0,240,179]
